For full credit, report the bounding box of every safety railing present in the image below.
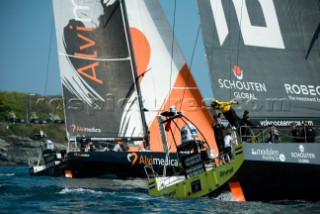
[237,125,320,143]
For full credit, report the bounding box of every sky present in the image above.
[0,0,213,99]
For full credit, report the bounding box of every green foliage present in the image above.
[0,91,64,121]
[0,91,66,143]
[0,91,25,120]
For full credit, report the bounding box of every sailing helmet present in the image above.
[45,139,53,144]
[181,122,199,144]
[44,139,54,150]
[169,105,176,114]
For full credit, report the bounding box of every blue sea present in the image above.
[0,166,319,214]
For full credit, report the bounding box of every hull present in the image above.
[29,163,66,177]
[235,143,320,201]
[29,149,66,177]
[147,144,244,198]
[31,151,180,179]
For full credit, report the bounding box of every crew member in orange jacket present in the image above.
[211,100,243,128]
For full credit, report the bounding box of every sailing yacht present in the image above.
[30,0,218,179]
[197,0,320,201]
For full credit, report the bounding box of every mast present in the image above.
[119,0,149,146]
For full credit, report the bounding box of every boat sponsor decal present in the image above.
[127,153,179,167]
[290,145,316,163]
[71,124,102,133]
[258,119,314,127]
[218,65,267,100]
[127,153,138,166]
[148,182,156,190]
[219,167,234,178]
[235,146,243,155]
[140,155,179,167]
[74,153,90,158]
[160,189,176,197]
[251,147,285,162]
[246,144,320,164]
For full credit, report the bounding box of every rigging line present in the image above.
[167,0,180,140]
[236,0,244,64]
[305,23,320,60]
[188,24,201,69]
[44,19,54,96]
[136,1,157,103]
[180,24,201,112]
[235,0,244,99]
[169,0,177,94]
[206,1,217,99]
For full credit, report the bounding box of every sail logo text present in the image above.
[284,84,320,96]
[71,124,102,133]
[284,84,320,103]
[69,0,103,85]
[218,78,267,99]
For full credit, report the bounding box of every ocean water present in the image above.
[0,166,319,214]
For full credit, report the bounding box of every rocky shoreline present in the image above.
[0,135,67,166]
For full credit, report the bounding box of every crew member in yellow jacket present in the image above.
[211,100,243,128]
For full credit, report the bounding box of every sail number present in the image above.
[209,0,285,49]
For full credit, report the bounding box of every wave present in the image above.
[60,178,147,190]
[215,191,238,201]
[0,173,15,177]
[59,187,104,195]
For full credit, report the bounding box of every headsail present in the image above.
[123,0,217,152]
[53,0,145,139]
[197,0,320,124]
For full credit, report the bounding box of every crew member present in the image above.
[212,114,224,154]
[241,110,254,142]
[113,141,123,152]
[300,121,316,143]
[87,141,95,152]
[268,124,280,143]
[211,99,242,128]
[80,137,87,152]
[223,131,233,162]
[291,123,301,143]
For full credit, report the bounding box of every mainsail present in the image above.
[53,0,145,139]
[197,0,320,125]
[53,0,217,152]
